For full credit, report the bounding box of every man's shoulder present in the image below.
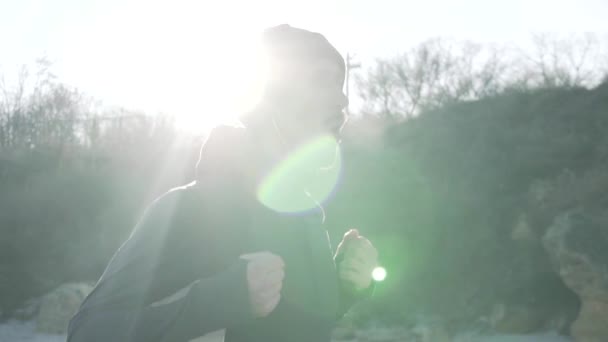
[195,124,253,186]
[161,181,214,212]
[209,123,248,139]
[137,183,197,227]
[204,124,249,156]
[198,124,249,166]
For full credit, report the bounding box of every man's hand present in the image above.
[335,229,378,293]
[240,251,285,318]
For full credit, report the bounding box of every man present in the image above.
[67,24,379,342]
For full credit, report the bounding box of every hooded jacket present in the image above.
[66,121,369,342]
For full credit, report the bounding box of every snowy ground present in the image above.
[0,320,65,342]
[0,321,572,342]
[452,332,571,342]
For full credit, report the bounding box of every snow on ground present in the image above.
[193,330,572,342]
[453,331,572,342]
[0,320,572,342]
[0,320,65,342]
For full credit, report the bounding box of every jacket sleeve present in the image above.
[131,202,253,342]
[132,258,253,342]
[68,125,254,342]
[134,125,255,341]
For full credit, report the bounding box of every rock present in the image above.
[486,285,577,336]
[412,326,449,342]
[189,329,225,342]
[411,319,450,342]
[36,283,93,334]
[572,301,608,342]
[511,214,537,242]
[13,297,41,321]
[332,320,357,340]
[332,325,357,341]
[488,303,546,334]
[543,212,608,342]
[355,326,410,342]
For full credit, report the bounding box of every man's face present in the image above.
[273,58,348,137]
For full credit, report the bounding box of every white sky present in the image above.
[1,0,607,127]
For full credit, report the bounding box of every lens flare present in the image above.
[257,134,341,213]
[372,267,387,282]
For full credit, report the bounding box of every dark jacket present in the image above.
[67,123,367,342]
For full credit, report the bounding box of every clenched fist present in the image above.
[335,229,378,293]
[239,251,285,318]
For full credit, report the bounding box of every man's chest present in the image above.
[242,205,340,319]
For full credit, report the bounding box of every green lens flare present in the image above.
[372,267,387,282]
[257,135,341,213]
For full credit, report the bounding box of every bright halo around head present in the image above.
[258,134,342,213]
[170,39,268,133]
[63,0,277,134]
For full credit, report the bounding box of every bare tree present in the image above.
[517,33,608,89]
[356,59,397,117]
[0,58,99,150]
[0,65,28,147]
[355,33,608,118]
[356,38,509,118]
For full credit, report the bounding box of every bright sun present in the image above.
[152,23,270,133]
[66,0,278,133]
[168,41,268,133]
